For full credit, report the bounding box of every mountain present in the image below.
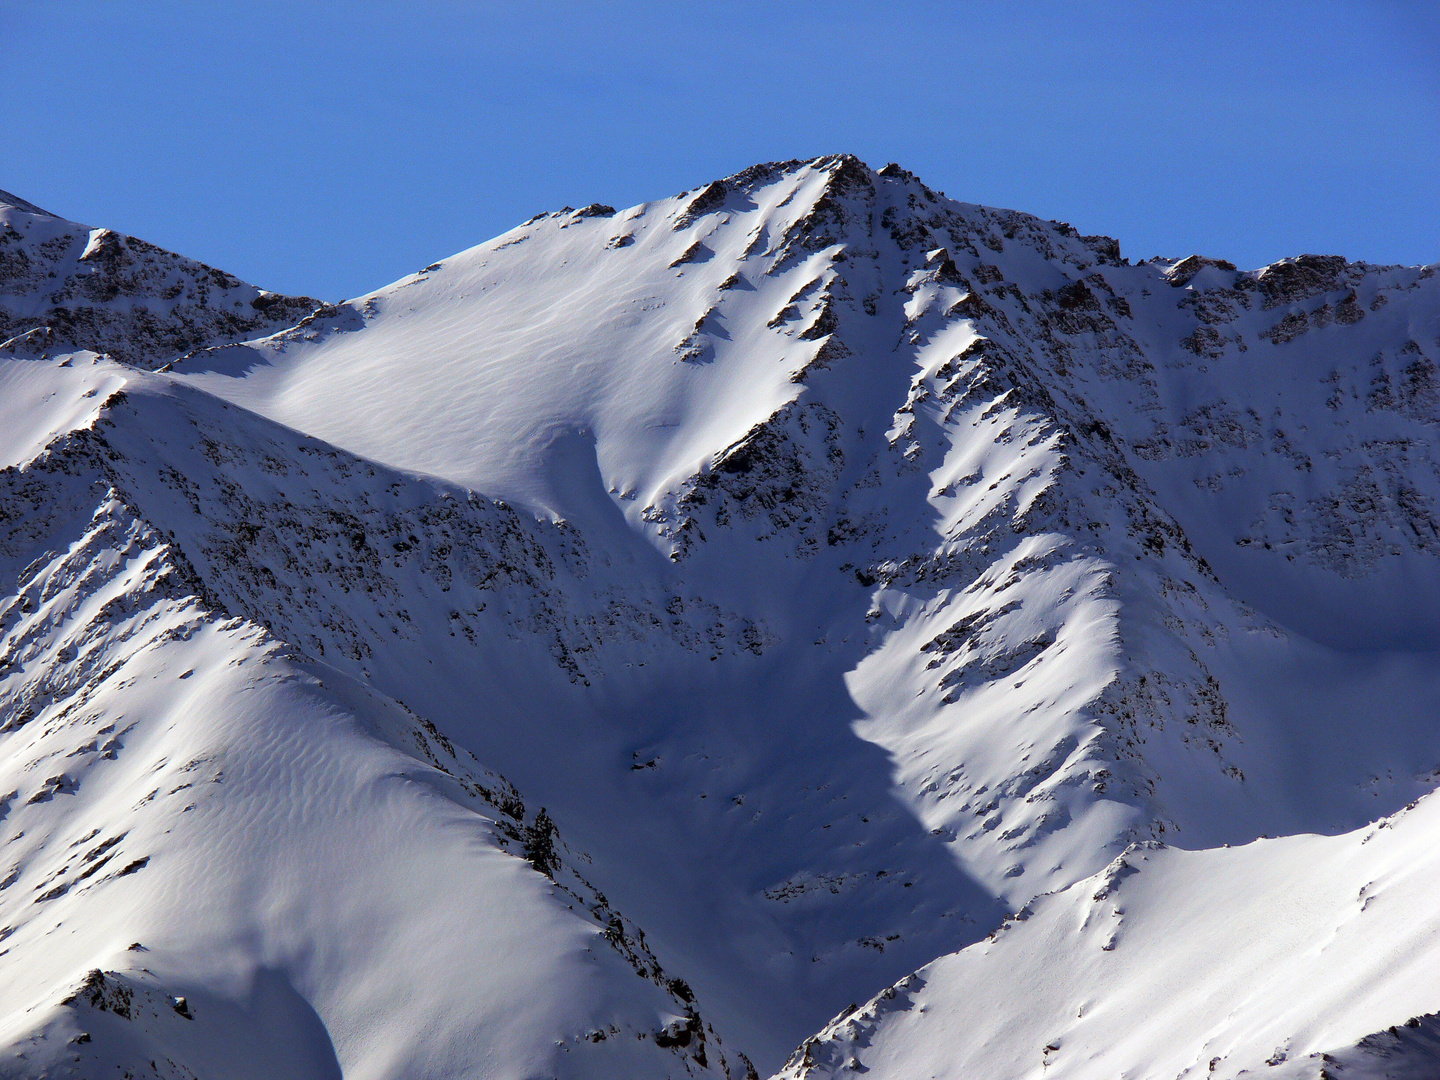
[0,189,323,368]
[1,156,1437,1080]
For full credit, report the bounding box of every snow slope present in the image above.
[0,356,744,1080]
[778,796,1440,1080]
[0,155,1437,1078]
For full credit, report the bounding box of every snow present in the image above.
[780,797,1440,1079]
[0,352,124,469]
[1,155,1438,1078]
[0,477,735,1080]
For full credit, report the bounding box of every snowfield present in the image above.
[0,157,1437,1078]
[779,803,1440,1080]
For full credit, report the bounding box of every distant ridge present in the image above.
[0,187,58,217]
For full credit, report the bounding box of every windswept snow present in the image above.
[1,156,1438,1078]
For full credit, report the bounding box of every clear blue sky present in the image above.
[8,1,1438,300]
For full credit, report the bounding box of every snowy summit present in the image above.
[1,156,1439,1079]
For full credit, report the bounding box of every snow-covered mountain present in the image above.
[1,189,323,368]
[1,156,1437,1079]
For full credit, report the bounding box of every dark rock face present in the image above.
[1165,255,1237,287]
[1255,253,1350,309]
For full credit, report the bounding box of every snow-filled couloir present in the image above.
[1,155,1438,1079]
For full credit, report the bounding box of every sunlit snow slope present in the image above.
[2,156,1439,1079]
[778,800,1440,1080]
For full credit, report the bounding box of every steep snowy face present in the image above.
[0,190,323,368]
[147,155,1440,1067]
[1019,248,1440,653]
[0,362,747,1080]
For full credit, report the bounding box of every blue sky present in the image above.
[8,1,1438,300]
